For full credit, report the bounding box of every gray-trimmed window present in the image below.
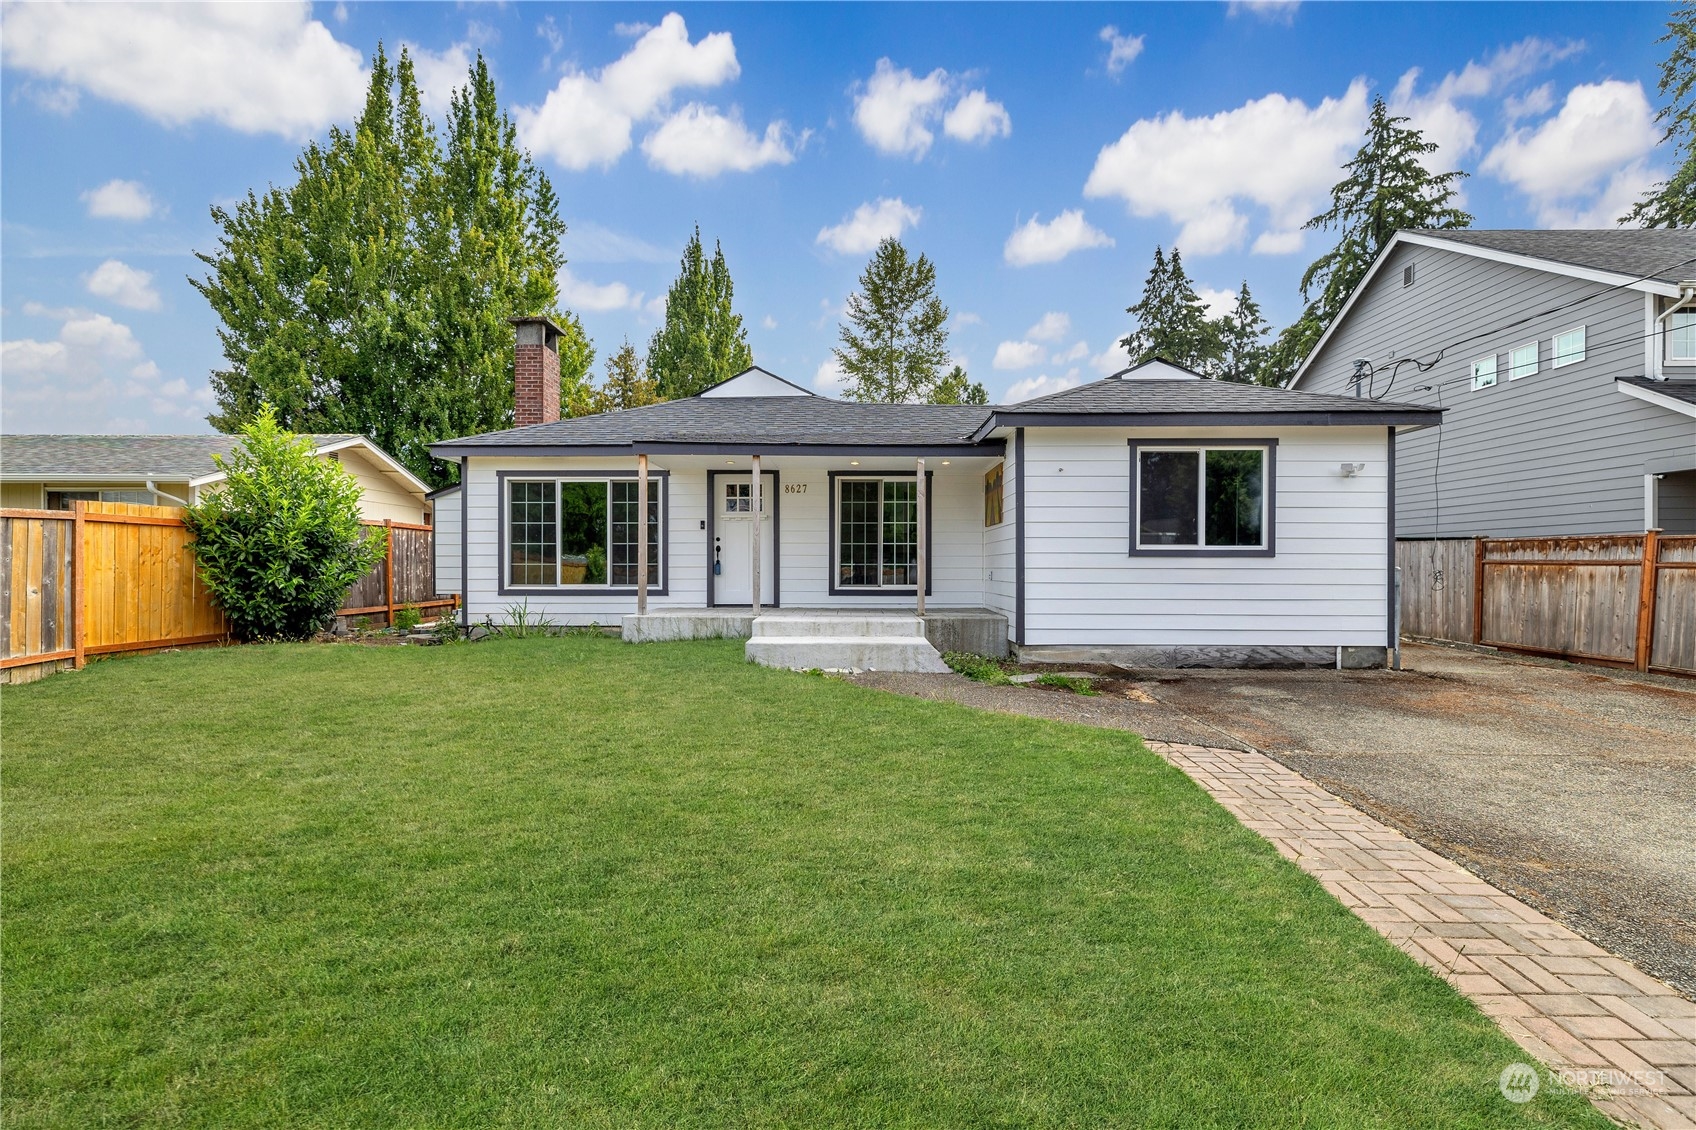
[830,473,929,591]
[1129,440,1275,557]
[503,475,662,590]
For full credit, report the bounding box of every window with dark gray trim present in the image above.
[504,476,660,588]
[835,476,917,588]
[1130,441,1275,556]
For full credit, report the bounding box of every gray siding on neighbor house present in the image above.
[1298,241,1696,537]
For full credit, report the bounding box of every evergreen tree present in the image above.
[192,48,586,486]
[1119,246,1223,374]
[556,311,598,417]
[930,364,988,405]
[1267,97,1470,385]
[595,340,662,412]
[645,227,754,399]
[1217,282,1272,385]
[1625,3,1696,228]
[835,238,952,403]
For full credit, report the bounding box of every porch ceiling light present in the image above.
[850,460,860,466]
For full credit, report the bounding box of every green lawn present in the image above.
[2,638,1604,1128]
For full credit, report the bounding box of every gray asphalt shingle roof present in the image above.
[1414,229,1696,284]
[0,434,357,478]
[1002,374,1436,416]
[1619,377,1696,405]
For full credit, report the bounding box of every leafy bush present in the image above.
[184,408,386,642]
[393,604,422,632]
[942,652,1011,685]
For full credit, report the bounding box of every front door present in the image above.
[714,473,775,605]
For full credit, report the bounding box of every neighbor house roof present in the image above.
[1411,229,1696,286]
[1617,376,1696,419]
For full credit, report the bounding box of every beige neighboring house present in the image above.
[0,433,432,523]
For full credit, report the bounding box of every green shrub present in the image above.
[1035,673,1098,696]
[393,604,422,632]
[184,408,386,642]
[942,652,1011,685]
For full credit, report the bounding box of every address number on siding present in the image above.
[784,483,807,494]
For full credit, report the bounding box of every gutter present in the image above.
[145,480,190,506]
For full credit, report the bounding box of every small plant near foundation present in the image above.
[943,652,1012,686]
[433,617,463,643]
[392,604,422,632]
[495,601,555,639]
[1035,673,1098,696]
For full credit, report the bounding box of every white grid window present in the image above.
[1668,310,1695,363]
[1471,355,1498,391]
[506,478,660,588]
[1507,342,1538,380]
[1553,326,1586,368]
[835,477,918,588]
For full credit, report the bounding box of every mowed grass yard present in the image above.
[2,637,1605,1128]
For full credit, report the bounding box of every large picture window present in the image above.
[504,476,661,589]
[1131,442,1274,556]
[833,475,924,589]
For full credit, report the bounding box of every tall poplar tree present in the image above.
[1624,3,1696,228]
[1119,246,1223,374]
[192,48,587,486]
[835,237,952,403]
[1265,97,1470,384]
[645,227,754,399]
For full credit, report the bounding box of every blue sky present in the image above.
[0,2,1677,433]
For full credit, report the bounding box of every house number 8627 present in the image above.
[784,483,807,494]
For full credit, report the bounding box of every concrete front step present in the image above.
[746,634,950,673]
[751,614,925,638]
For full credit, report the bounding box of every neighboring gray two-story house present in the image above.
[1292,229,1696,536]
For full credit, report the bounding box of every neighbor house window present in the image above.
[505,476,660,588]
[1553,326,1586,367]
[1470,354,1498,390]
[1132,443,1273,555]
[45,488,157,510]
[835,476,921,588]
[1668,310,1696,363]
[1508,342,1538,380]
[984,462,1004,526]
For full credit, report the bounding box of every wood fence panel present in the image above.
[1482,560,1642,664]
[1652,535,1696,675]
[79,502,226,656]
[1397,539,1476,642]
[0,512,76,667]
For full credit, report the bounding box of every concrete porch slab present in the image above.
[622,606,1008,656]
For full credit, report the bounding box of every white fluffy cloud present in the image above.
[1084,81,1369,255]
[1003,209,1115,266]
[85,260,162,311]
[1,306,209,432]
[1004,373,1079,402]
[1481,80,1661,225]
[853,58,1010,158]
[1025,312,1071,342]
[1098,26,1145,76]
[816,197,921,255]
[403,41,474,117]
[1051,341,1090,364]
[557,268,644,313]
[1195,286,1237,321]
[1,2,367,138]
[82,179,155,221]
[517,14,745,171]
[993,340,1047,370]
[813,358,850,395]
[1389,38,1585,169]
[1091,340,1133,376]
[942,89,1011,144]
[642,103,799,176]
[1228,1,1300,23]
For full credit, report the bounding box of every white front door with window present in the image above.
[714,473,775,605]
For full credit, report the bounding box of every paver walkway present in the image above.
[1146,741,1696,1130]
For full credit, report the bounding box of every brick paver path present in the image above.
[1146,741,1696,1130]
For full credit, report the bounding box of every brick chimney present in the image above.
[511,316,562,427]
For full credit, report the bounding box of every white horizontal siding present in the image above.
[433,487,461,595]
[1021,426,1390,647]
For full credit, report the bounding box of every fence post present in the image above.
[384,518,395,627]
[1472,537,1486,645]
[72,502,86,669]
[1635,528,1660,672]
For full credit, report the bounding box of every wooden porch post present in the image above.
[750,454,762,617]
[1635,528,1660,672]
[636,453,649,616]
[915,458,926,618]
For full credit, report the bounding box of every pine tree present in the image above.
[1119,246,1224,374]
[1217,282,1272,385]
[1625,3,1696,228]
[1267,97,1471,385]
[645,227,754,399]
[930,364,988,405]
[192,47,588,486]
[835,238,952,403]
[595,340,662,412]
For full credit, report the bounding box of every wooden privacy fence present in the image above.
[3,504,453,681]
[1397,533,1696,676]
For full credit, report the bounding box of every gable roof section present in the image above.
[696,366,817,398]
[973,374,1441,439]
[1291,228,1696,389]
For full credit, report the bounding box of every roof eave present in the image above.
[973,407,1442,439]
[429,439,1005,459]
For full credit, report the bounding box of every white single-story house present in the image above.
[428,318,1442,671]
[0,433,434,523]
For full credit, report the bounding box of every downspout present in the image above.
[1654,282,1696,379]
[146,480,190,507]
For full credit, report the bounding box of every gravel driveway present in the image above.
[853,643,1696,997]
